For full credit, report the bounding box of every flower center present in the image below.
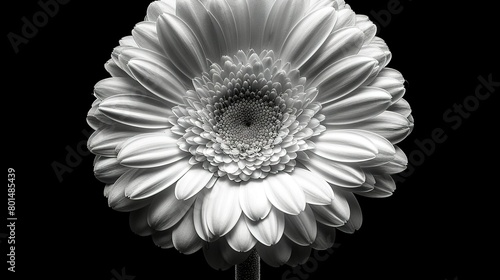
[214,86,283,157]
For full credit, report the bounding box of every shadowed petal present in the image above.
[246,207,284,246]
[239,179,272,221]
[148,186,196,231]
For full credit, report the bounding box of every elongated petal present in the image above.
[152,229,174,249]
[300,27,364,78]
[128,59,186,106]
[239,179,272,221]
[311,130,378,162]
[343,129,396,167]
[129,206,153,236]
[148,186,196,231]
[310,190,350,227]
[146,1,175,22]
[226,215,257,252]
[132,21,164,54]
[124,159,193,199]
[172,207,203,254]
[94,77,150,100]
[247,0,275,53]
[284,205,317,246]
[369,77,405,104]
[98,94,172,129]
[358,174,396,198]
[118,132,187,168]
[302,152,365,188]
[309,56,378,103]
[226,0,251,50]
[286,243,312,266]
[193,189,216,241]
[256,237,292,267]
[312,223,337,250]
[321,86,392,125]
[264,172,306,215]
[291,167,334,205]
[175,165,215,200]
[94,156,129,184]
[355,15,376,44]
[246,207,284,246]
[388,98,411,117]
[366,145,407,174]
[206,0,237,54]
[206,177,241,237]
[88,128,136,156]
[203,239,232,270]
[107,173,152,212]
[157,13,207,78]
[263,0,308,52]
[333,8,355,30]
[337,191,362,233]
[280,7,337,69]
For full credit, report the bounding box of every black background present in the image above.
[3,0,498,279]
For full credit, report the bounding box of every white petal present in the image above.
[355,15,376,45]
[321,86,392,125]
[388,98,412,118]
[310,190,350,227]
[219,238,252,265]
[308,56,378,103]
[119,35,137,47]
[302,152,365,188]
[105,59,128,78]
[175,165,215,200]
[366,145,407,174]
[132,21,164,54]
[94,77,150,100]
[124,159,193,199]
[239,179,272,221]
[176,0,225,61]
[193,189,216,241]
[311,130,378,162]
[256,237,292,267]
[246,207,284,246]
[88,128,136,156]
[118,132,188,168]
[369,76,405,104]
[206,0,237,54]
[286,243,312,266]
[284,205,317,245]
[280,7,337,69]
[226,0,251,50]
[263,0,308,52]
[129,206,153,237]
[246,0,275,53]
[172,207,203,254]
[107,172,152,212]
[357,174,396,198]
[98,94,173,129]
[148,186,196,231]
[146,1,175,22]
[206,177,241,237]
[291,167,334,205]
[93,156,129,184]
[345,129,396,167]
[128,59,186,106]
[333,8,355,30]
[312,223,337,250]
[226,215,257,252]
[202,239,232,270]
[333,111,412,144]
[337,191,362,233]
[157,13,208,78]
[264,173,306,215]
[300,27,364,78]
[378,67,405,83]
[152,229,174,249]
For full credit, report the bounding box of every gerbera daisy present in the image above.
[87,0,413,272]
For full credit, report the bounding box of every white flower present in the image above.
[88,0,413,268]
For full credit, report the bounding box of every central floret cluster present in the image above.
[171,50,325,182]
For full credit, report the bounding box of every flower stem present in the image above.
[235,249,260,280]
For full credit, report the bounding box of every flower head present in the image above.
[88,0,413,268]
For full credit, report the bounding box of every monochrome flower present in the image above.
[88,0,413,268]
